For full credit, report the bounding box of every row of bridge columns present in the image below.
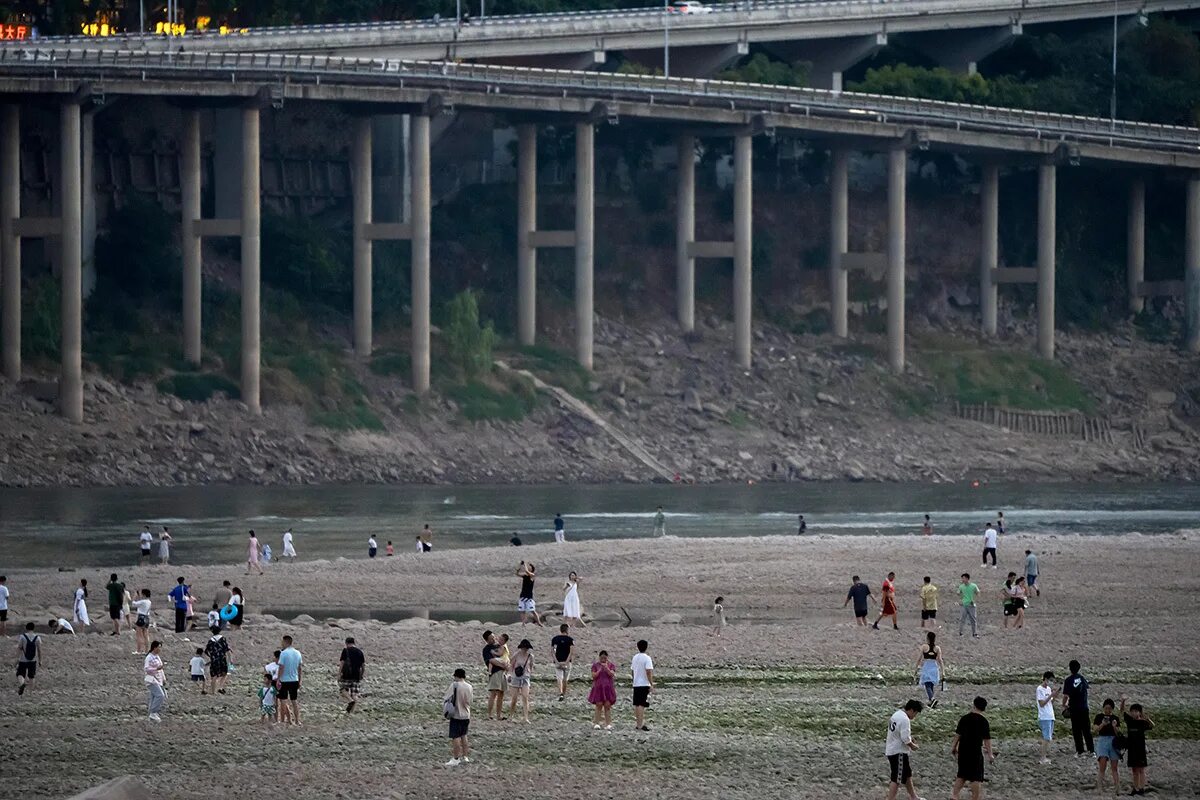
[1,103,1199,422]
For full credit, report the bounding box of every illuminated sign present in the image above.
[2,24,32,40]
[80,22,115,37]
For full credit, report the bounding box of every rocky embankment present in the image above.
[1,313,1198,488]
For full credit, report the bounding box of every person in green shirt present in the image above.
[105,574,126,636]
[957,573,980,638]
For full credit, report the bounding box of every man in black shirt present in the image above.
[1062,659,1094,755]
[338,636,366,712]
[550,624,575,701]
[951,696,994,800]
[842,576,876,626]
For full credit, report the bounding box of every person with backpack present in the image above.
[16,621,41,695]
[443,667,473,766]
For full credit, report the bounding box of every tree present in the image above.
[444,289,495,379]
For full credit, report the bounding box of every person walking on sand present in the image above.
[712,596,727,636]
[885,700,924,800]
[105,575,125,636]
[1011,577,1028,628]
[507,639,535,723]
[914,631,943,708]
[1036,671,1058,764]
[981,522,998,569]
[922,514,932,536]
[516,561,544,626]
[654,506,667,537]
[259,673,278,724]
[139,526,153,562]
[338,636,366,713]
[919,576,938,629]
[562,572,585,628]
[1062,659,1094,757]
[1001,572,1017,629]
[247,530,263,576]
[132,589,152,654]
[282,528,297,562]
[0,576,9,637]
[553,513,566,544]
[844,576,876,626]
[1094,698,1122,793]
[229,587,245,629]
[957,573,980,638]
[589,650,617,730]
[214,581,232,616]
[16,621,41,695]
[158,526,173,565]
[873,572,899,630]
[277,635,304,725]
[550,624,574,701]
[143,640,167,722]
[189,647,208,695]
[444,668,473,766]
[950,696,995,800]
[481,631,507,720]
[1024,550,1040,598]
[73,579,91,629]
[631,639,654,732]
[1121,695,1154,796]
[205,627,232,695]
[168,577,189,634]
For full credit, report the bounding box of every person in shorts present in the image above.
[338,636,366,713]
[16,621,40,695]
[1024,549,1040,598]
[444,668,473,766]
[1093,698,1122,793]
[550,624,574,701]
[631,639,654,732]
[481,630,507,719]
[516,561,543,626]
[873,572,899,630]
[189,648,208,694]
[843,576,875,625]
[1036,671,1058,763]
[919,576,938,629]
[885,700,923,800]
[138,527,153,561]
[277,635,303,725]
[951,696,994,800]
[105,574,125,636]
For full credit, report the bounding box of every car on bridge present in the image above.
[669,1,714,14]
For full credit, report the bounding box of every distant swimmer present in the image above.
[922,514,932,536]
[510,534,522,547]
[797,515,807,535]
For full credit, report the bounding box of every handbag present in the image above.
[514,665,525,678]
[443,686,457,720]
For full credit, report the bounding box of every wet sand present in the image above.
[1,532,1198,799]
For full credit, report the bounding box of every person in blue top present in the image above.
[168,577,189,633]
[553,513,566,544]
[277,635,304,726]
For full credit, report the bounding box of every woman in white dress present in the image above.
[158,527,172,565]
[562,572,586,628]
[73,579,91,628]
[282,528,297,561]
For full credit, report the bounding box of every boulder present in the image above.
[1148,390,1177,406]
[683,387,703,413]
[816,392,841,407]
[290,614,317,625]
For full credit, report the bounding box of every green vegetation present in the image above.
[156,372,241,402]
[444,290,496,379]
[21,274,60,362]
[445,375,537,421]
[717,53,807,87]
[511,343,594,400]
[369,349,411,377]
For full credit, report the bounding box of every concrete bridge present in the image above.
[19,0,1200,85]
[0,48,1198,423]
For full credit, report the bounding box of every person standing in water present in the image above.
[797,515,807,535]
[921,514,932,536]
[516,562,543,626]
[914,631,943,707]
[653,506,666,537]
[553,513,566,544]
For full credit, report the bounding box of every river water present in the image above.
[0,481,1197,569]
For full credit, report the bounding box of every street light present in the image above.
[1110,0,1118,127]
[663,0,671,77]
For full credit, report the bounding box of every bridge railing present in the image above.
[3,47,1198,150]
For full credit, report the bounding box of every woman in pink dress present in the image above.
[588,650,617,730]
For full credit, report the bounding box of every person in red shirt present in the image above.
[873,572,900,630]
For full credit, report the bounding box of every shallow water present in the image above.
[0,481,1197,569]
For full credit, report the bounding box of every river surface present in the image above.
[0,481,1197,569]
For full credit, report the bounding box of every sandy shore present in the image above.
[1,532,1198,799]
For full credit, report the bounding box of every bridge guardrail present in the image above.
[2,47,1198,151]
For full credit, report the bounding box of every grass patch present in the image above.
[369,349,411,377]
[310,405,384,431]
[156,372,241,402]
[511,343,595,400]
[445,375,538,422]
[890,383,937,417]
[832,341,883,359]
[915,338,1094,412]
[726,409,751,429]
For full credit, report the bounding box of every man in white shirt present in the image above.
[885,700,924,800]
[50,618,75,634]
[1036,670,1058,764]
[981,523,999,569]
[139,527,153,561]
[630,639,654,732]
[0,575,9,636]
[282,529,297,561]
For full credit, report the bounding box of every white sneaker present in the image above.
[461,756,471,764]
[444,758,460,767]
[593,724,601,729]
[1039,757,1051,764]
[605,724,613,731]
[148,714,161,722]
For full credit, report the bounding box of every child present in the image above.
[712,596,727,636]
[386,540,395,557]
[258,673,277,723]
[262,543,273,566]
[1121,696,1154,796]
[190,648,208,694]
[206,603,221,631]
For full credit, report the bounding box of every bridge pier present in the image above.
[1,105,19,382]
[1187,174,1200,353]
[352,116,373,358]
[917,24,1022,75]
[675,134,695,333]
[886,145,907,373]
[1037,161,1057,360]
[1127,177,1145,315]
[980,163,999,336]
[412,113,432,393]
[829,147,849,338]
[181,109,202,366]
[60,100,84,423]
[733,133,752,369]
[773,34,887,92]
[575,122,595,371]
[212,108,242,220]
[241,107,262,415]
[80,108,96,297]
[517,123,537,346]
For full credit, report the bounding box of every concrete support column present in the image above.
[411,114,431,394]
[829,148,849,338]
[1127,178,1145,315]
[371,114,404,225]
[240,107,262,415]
[574,122,595,370]
[980,163,999,336]
[886,146,907,373]
[80,110,96,297]
[352,116,373,359]
[1186,175,1200,353]
[675,134,695,333]
[60,102,83,423]
[1036,161,1057,360]
[181,109,202,366]
[516,123,537,347]
[212,108,242,219]
[733,133,753,369]
[1,106,19,382]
